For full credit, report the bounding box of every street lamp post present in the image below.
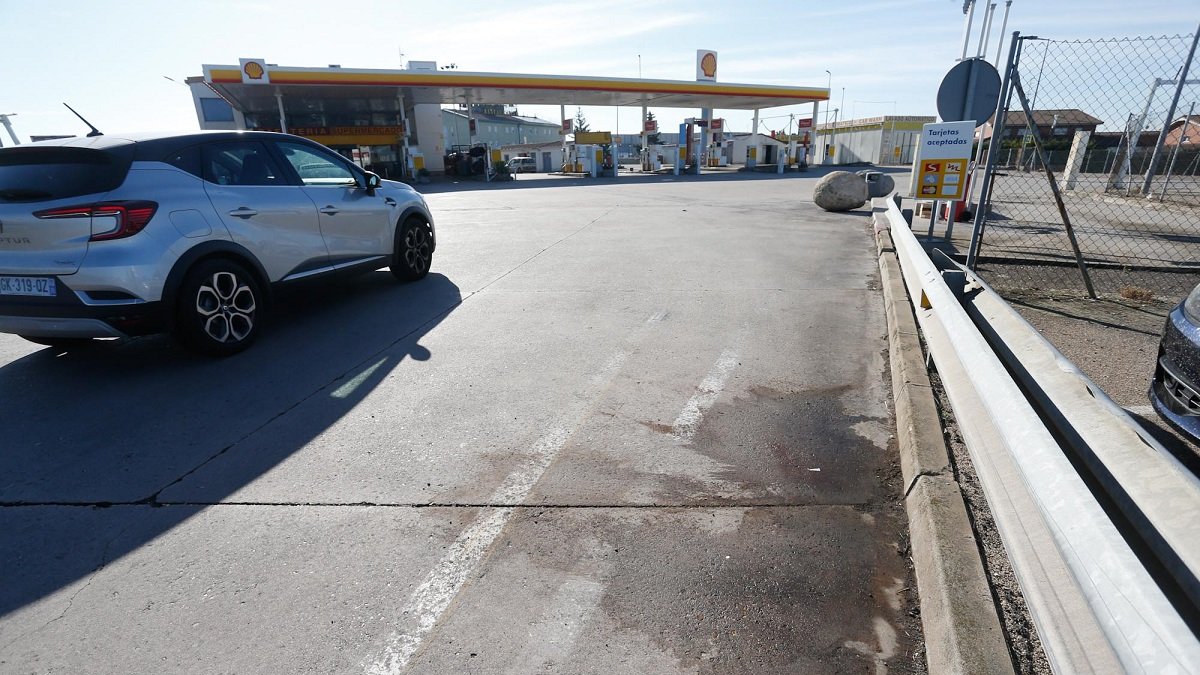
[830,88,845,164]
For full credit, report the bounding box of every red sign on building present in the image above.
[561,119,572,134]
[797,118,813,129]
[710,118,724,131]
[644,119,658,133]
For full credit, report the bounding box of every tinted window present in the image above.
[202,141,287,186]
[276,141,357,186]
[0,146,133,202]
[164,145,203,178]
[200,98,235,123]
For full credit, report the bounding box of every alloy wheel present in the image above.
[195,271,256,344]
[403,225,431,275]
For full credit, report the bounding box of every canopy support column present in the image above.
[748,109,760,168]
[275,91,287,133]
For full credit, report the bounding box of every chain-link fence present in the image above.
[969,32,1200,301]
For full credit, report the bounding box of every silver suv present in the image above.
[0,131,435,355]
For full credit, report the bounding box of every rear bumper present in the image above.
[1149,306,1200,442]
[0,281,165,337]
[0,315,128,338]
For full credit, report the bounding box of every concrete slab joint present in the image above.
[873,210,1014,674]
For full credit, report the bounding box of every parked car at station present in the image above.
[1150,282,1200,443]
[0,130,435,356]
[506,156,536,173]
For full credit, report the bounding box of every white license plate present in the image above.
[0,276,57,297]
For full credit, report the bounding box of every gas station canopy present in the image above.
[203,65,829,112]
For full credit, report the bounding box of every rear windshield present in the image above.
[0,146,133,203]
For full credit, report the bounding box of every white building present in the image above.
[442,107,561,150]
[813,116,933,166]
[187,77,245,130]
[497,141,566,173]
[726,132,787,166]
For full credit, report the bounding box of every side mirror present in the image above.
[364,172,382,194]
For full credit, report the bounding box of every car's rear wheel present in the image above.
[173,258,262,356]
[19,336,94,349]
[391,218,433,282]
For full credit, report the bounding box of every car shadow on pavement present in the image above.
[0,271,462,619]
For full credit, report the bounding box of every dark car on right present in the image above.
[1150,282,1200,443]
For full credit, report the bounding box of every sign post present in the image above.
[936,57,1001,211]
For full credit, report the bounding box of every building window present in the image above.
[200,98,235,123]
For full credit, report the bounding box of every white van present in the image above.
[507,156,536,173]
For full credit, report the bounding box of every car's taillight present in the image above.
[34,201,158,241]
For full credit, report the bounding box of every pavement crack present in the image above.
[0,524,129,652]
[472,206,616,293]
[135,294,470,505]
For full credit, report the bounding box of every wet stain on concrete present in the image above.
[644,384,891,505]
[589,505,923,674]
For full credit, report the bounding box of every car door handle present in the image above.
[228,207,258,218]
[384,197,397,206]
[319,206,340,215]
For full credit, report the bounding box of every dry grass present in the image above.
[1119,286,1155,302]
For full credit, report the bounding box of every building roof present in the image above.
[1002,109,1103,127]
[814,115,935,132]
[442,109,559,127]
[500,140,566,150]
[201,63,829,116]
[728,132,785,142]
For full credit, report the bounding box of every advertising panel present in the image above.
[911,121,975,200]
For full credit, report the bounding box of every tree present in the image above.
[573,107,590,134]
[645,111,661,145]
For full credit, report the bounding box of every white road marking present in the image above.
[368,427,578,673]
[367,341,639,674]
[672,347,741,441]
[367,507,513,675]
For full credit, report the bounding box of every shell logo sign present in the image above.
[239,58,270,85]
[696,50,717,82]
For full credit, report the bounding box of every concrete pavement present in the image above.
[0,172,923,673]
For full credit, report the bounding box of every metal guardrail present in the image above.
[881,195,1200,673]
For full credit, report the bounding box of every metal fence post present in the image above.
[1140,25,1200,195]
[967,31,1023,269]
[1011,71,1098,299]
[1160,101,1196,199]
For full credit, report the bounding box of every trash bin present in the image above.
[859,171,892,198]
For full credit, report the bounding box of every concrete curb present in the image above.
[874,210,1014,675]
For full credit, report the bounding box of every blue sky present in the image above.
[1,0,1193,142]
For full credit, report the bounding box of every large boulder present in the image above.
[813,171,869,211]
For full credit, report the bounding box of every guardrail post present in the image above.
[942,270,966,304]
